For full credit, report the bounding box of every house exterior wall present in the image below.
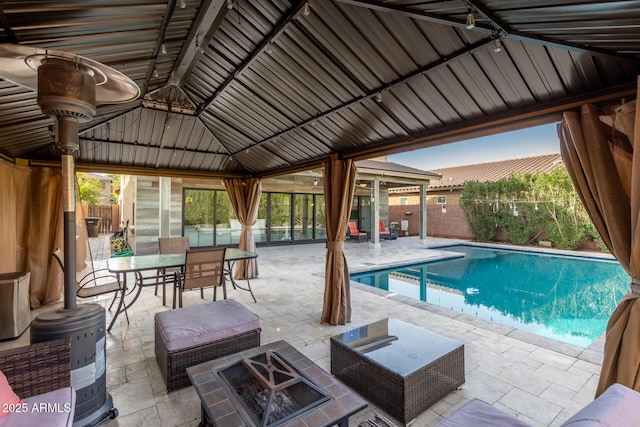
[389,189,472,239]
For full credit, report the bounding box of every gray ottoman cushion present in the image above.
[155,299,260,352]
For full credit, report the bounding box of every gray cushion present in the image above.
[155,299,260,352]
[561,383,640,427]
[436,398,533,427]
[0,387,75,427]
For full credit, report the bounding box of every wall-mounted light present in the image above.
[313,178,318,186]
[441,204,447,214]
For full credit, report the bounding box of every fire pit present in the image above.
[219,350,331,426]
[187,340,367,427]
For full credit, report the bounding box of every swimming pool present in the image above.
[351,245,628,347]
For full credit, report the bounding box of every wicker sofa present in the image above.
[0,338,75,426]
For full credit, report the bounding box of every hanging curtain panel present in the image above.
[223,178,262,279]
[558,77,640,396]
[321,158,357,325]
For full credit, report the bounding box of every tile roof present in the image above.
[389,154,563,193]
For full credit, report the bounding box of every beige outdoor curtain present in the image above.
[223,177,262,279]
[0,160,65,308]
[558,77,640,397]
[321,158,357,325]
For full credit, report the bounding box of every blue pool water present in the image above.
[351,245,628,347]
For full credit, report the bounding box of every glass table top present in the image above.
[331,318,463,377]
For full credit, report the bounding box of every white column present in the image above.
[419,183,427,240]
[370,178,381,247]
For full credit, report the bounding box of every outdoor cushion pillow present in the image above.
[0,370,21,419]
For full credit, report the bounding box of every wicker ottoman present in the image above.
[154,299,261,391]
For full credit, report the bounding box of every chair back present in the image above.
[159,236,190,254]
[348,221,359,234]
[183,247,226,291]
[53,247,65,270]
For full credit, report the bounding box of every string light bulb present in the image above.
[161,43,167,54]
[375,93,382,103]
[493,38,502,52]
[227,0,233,9]
[179,0,186,8]
[266,43,273,54]
[466,12,475,30]
[303,2,310,16]
[153,68,159,78]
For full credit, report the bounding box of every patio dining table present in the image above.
[106,248,258,332]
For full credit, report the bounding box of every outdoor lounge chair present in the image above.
[0,338,76,426]
[173,247,226,308]
[348,221,367,242]
[379,221,396,240]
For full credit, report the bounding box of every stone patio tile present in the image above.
[499,388,562,425]
[529,346,578,370]
[535,364,590,392]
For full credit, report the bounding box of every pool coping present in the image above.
[348,241,609,365]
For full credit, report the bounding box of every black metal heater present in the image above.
[0,44,139,426]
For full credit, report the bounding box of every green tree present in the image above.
[77,173,102,207]
[108,174,120,204]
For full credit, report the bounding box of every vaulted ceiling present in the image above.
[0,1,639,178]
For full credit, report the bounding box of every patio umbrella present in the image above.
[321,157,357,325]
[223,178,262,279]
[558,76,640,397]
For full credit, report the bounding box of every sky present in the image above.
[388,122,561,171]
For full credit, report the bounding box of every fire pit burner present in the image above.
[187,340,367,427]
[220,351,331,427]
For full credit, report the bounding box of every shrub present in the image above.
[460,167,598,250]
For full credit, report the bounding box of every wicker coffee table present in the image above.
[330,318,464,424]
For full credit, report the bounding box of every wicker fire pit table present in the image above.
[330,318,465,424]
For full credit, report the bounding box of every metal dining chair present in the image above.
[173,247,226,309]
[52,248,128,323]
[155,236,190,306]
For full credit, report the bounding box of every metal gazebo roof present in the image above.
[0,0,639,178]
